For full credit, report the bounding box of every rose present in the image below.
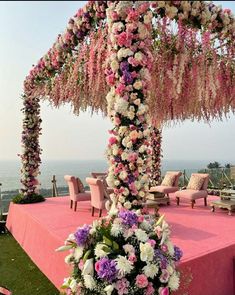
[136,274,148,288]
[158,287,169,295]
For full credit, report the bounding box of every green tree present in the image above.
[207,161,221,169]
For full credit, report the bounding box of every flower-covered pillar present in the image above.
[20,93,42,199]
[105,1,153,210]
[149,127,162,186]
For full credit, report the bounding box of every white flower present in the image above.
[165,240,175,256]
[112,22,124,33]
[111,60,119,72]
[165,5,178,19]
[133,80,143,90]
[138,23,149,40]
[143,263,159,279]
[95,244,109,258]
[82,258,94,276]
[124,201,132,209]
[119,171,128,180]
[119,196,126,203]
[117,48,134,60]
[74,247,84,261]
[115,255,133,275]
[134,52,143,62]
[114,98,129,114]
[121,152,128,160]
[83,275,96,290]
[168,272,180,291]
[69,279,78,292]
[140,220,152,231]
[104,284,115,295]
[144,11,153,24]
[140,242,154,262]
[111,223,123,237]
[123,244,135,254]
[135,229,148,242]
[65,253,73,264]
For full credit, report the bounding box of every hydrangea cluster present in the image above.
[57,210,182,295]
[105,1,154,209]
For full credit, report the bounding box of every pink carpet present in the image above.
[6,195,235,295]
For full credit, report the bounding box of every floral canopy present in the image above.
[21,1,235,202]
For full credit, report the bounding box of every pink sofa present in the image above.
[86,177,109,217]
[64,175,91,211]
[175,173,209,208]
[150,171,182,196]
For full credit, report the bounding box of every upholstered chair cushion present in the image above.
[187,174,205,190]
[77,177,85,193]
[161,174,175,186]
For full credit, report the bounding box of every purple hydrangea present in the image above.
[155,249,169,269]
[120,61,129,72]
[74,224,90,246]
[96,258,117,282]
[174,246,183,261]
[122,70,133,84]
[118,210,138,227]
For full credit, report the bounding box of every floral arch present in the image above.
[20,1,234,209]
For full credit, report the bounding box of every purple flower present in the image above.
[118,210,138,227]
[123,70,133,84]
[155,249,169,269]
[120,61,129,72]
[174,246,183,261]
[74,224,90,246]
[95,258,117,282]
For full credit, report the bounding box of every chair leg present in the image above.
[91,206,95,217]
[176,197,180,206]
[99,209,102,217]
[204,197,207,206]
[70,200,73,209]
[191,200,195,209]
[74,201,77,212]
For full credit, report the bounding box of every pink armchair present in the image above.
[150,171,182,196]
[86,177,109,217]
[64,175,91,211]
[175,173,209,208]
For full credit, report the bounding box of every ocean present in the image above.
[0,159,209,192]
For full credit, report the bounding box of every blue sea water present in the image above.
[0,159,209,192]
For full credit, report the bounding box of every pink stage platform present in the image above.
[6,196,235,295]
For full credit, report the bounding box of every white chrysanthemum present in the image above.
[135,229,148,242]
[119,196,126,203]
[95,244,109,258]
[64,253,73,264]
[143,263,159,279]
[140,242,154,262]
[111,223,123,237]
[168,272,180,291]
[74,247,84,261]
[83,275,96,290]
[117,48,134,60]
[115,255,134,275]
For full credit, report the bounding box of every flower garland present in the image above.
[20,94,42,198]
[105,1,154,210]
[58,210,182,295]
[149,128,162,187]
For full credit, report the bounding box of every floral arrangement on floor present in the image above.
[58,210,182,295]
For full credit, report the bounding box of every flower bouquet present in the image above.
[57,209,182,295]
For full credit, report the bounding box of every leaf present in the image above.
[156,214,165,226]
[83,250,91,262]
[103,236,112,247]
[112,241,119,251]
[55,244,73,252]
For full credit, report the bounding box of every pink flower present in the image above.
[128,56,139,67]
[115,83,126,95]
[109,137,117,145]
[114,116,121,125]
[148,239,156,247]
[111,11,119,21]
[145,283,155,295]
[161,244,168,252]
[128,254,137,263]
[116,278,130,295]
[117,32,133,47]
[106,73,115,85]
[138,215,144,223]
[126,9,139,22]
[128,152,138,162]
[78,259,84,270]
[160,269,170,283]
[159,287,169,295]
[95,261,100,272]
[136,274,148,288]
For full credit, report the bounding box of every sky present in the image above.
[0,1,235,164]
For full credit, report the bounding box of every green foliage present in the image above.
[0,234,59,295]
[12,193,45,204]
[207,161,221,169]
